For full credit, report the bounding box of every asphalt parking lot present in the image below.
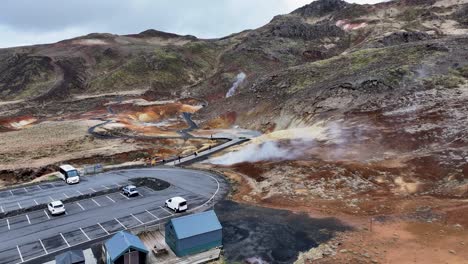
[0,168,228,264]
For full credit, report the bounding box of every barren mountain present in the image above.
[1,0,468,263]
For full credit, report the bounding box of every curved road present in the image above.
[0,167,229,264]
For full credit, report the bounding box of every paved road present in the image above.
[0,168,229,264]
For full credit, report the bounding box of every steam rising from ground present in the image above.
[226,72,246,98]
[209,141,294,165]
[207,120,378,166]
[208,121,349,165]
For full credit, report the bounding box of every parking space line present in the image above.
[131,214,144,224]
[44,210,50,220]
[145,209,159,219]
[37,184,43,190]
[48,196,54,202]
[160,206,174,215]
[102,185,110,189]
[91,198,101,207]
[114,183,120,188]
[1,206,3,213]
[23,187,28,193]
[60,233,71,247]
[17,202,22,209]
[34,199,39,205]
[6,219,10,230]
[114,218,126,229]
[90,188,96,192]
[76,202,85,211]
[63,193,69,198]
[26,214,31,224]
[97,223,110,235]
[16,245,24,262]
[106,196,116,203]
[39,239,48,254]
[9,190,13,196]
[77,190,84,195]
[119,193,130,200]
[80,228,91,241]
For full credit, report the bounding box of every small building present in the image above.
[103,231,149,264]
[55,250,85,264]
[165,210,222,257]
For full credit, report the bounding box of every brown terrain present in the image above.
[1,0,468,263]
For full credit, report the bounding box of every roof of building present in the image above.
[55,250,84,264]
[169,210,222,239]
[59,164,77,171]
[105,231,148,262]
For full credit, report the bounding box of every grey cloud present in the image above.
[0,0,388,48]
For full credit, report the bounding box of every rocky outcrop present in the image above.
[270,17,345,41]
[453,5,468,25]
[131,29,197,40]
[0,54,55,100]
[379,31,432,47]
[292,0,349,18]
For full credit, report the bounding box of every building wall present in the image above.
[165,222,178,254]
[165,221,223,257]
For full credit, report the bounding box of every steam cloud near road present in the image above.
[207,120,377,165]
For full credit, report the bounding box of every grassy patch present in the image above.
[456,66,468,79]
[398,8,425,22]
[423,74,465,89]
[47,173,59,181]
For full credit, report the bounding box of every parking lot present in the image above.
[0,180,128,214]
[0,168,227,264]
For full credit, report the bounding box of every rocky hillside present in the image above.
[0,0,467,131]
[0,0,466,115]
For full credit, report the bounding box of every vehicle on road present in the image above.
[58,165,80,184]
[122,185,139,197]
[165,196,187,212]
[47,201,66,215]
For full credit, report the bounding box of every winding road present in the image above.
[0,167,229,264]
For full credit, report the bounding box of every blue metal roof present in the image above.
[170,210,222,239]
[105,231,148,262]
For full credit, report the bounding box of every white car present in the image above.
[165,197,187,213]
[48,201,66,215]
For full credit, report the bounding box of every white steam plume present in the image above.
[226,72,246,98]
[209,141,294,165]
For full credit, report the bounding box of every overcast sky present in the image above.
[0,0,387,48]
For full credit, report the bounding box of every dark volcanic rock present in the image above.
[453,5,468,25]
[380,31,432,46]
[292,0,350,18]
[133,29,197,40]
[270,17,345,40]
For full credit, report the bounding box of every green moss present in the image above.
[456,66,468,79]
[47,174,59,181]
[423,74,465,89]
[398,8,424,22]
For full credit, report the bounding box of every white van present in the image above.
[58,165,80,184]
[165,197,187,213]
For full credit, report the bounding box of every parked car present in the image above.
[122,185,139,197]
[58,165,80,184]
[165,197,187,213]
[48,201,66,215]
